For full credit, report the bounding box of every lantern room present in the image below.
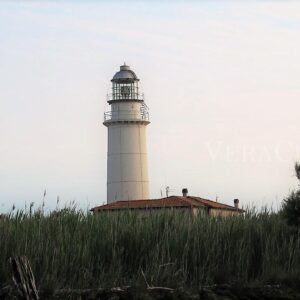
[109,64,143,102]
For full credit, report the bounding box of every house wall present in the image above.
[192,207,207,217]
[209,208,241,217]
[93,207,195,216]
[93,207,242,217]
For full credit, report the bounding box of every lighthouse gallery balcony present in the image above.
[103,102,150,125]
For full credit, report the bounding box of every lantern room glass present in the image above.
[112,82,139,100]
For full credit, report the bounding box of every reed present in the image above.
[0,207,299,289]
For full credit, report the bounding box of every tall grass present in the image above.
[0,207,299,289]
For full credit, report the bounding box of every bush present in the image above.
[282,191,300,227]
[295,162,300,181]
[281,163,300,227]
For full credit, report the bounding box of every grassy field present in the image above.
[0,207,300,290]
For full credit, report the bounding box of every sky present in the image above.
[0,1,299,212]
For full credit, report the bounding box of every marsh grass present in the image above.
[0,207,299,289]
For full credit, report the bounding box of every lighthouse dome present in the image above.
[111,64,139,83]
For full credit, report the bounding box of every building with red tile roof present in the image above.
[91,190,244,217]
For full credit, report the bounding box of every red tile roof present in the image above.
[91,196,243,212]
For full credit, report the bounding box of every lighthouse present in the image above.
[104,64,150,203]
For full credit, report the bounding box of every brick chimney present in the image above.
[234,199,239,209]
[182,188,188,197]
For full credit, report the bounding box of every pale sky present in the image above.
[0,1,299,212]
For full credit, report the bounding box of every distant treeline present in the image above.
[0,207,300,290]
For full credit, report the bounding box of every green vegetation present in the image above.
[281,162,300,227]
[0,207,300,290]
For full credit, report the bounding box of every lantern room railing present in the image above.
[107,92,144,102]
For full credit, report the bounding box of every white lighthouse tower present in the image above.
[104,64,150,203]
